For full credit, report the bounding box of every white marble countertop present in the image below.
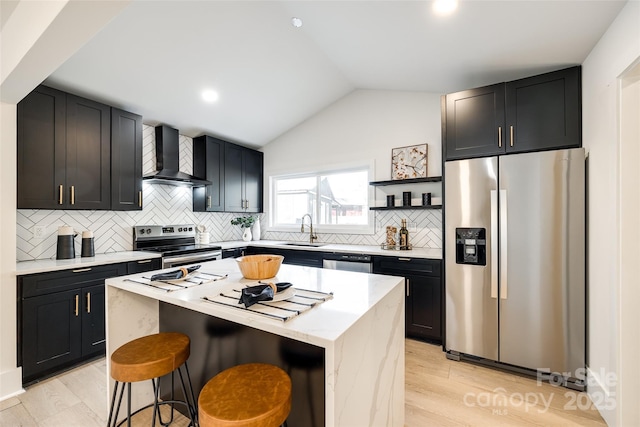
[106,258,404,347]
[15,251,161,276]
[220,240,443,259]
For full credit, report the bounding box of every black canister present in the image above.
[81,230,95,257]
[386,195,395,207]
[56,226,76,260]
[422,192,432,206]
[402,191,411,207]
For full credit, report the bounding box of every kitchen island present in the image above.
[105,258,405,426]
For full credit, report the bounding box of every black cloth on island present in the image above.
[239,282,293,308]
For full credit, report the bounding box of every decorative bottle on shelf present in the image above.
[399,219,409,250]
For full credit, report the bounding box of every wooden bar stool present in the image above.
[198,363,291,427]
[107,332,197,427]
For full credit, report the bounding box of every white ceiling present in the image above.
[43,0,627,148]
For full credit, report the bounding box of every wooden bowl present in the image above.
[235,254,284,280]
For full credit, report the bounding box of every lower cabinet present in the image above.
[222,247,246,259]
[245,246,325,268]
[373,256,442,342]
[126,258,162,274]
[18,262,133,385]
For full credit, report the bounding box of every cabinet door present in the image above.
[243,148,263,213]
[127,258,162,274]
[444,83,505,160]
[505,66,581,153]
[406,274,442,341]
[65,94,111,209]
[111,108,143,210]
[81,284,106,357]
[193,136,225,212]
[224,143,245,212]
[17,86,67,209]
[21,290,82,383]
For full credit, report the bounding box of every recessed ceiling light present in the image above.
[433,0,458,16]
[291,17,303,28]
[201,89,219,103]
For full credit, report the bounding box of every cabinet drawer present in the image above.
[126,258,161,274]
[373,256,441,276]
[20,263,127,298]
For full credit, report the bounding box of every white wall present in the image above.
[581,1,640,425]
[261,89,443,246]
[0,0,128,401]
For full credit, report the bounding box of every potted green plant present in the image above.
[231,216,256,241]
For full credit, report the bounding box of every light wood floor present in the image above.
[0,339,606,426]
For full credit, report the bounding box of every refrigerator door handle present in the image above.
[490,190,498,299]
[500,189,508,299]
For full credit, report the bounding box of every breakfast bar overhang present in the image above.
[105,258,405,426]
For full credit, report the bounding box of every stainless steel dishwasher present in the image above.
[322,253,372,273]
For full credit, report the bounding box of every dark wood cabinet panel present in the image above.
[443,66,581,161]
[373,256,442,342]
[224,143,264,213]
[444,83,505,160]
[222,247,246,259]
[505,66,581,153]
[224,143,245,212]
[193,135,225,212]
[126,258,162,274]
[81,284,105,357]
[21,290,82,384]
[17,86,66,209]
[246,246,324,268]
[65,95,111,209]
[111,108,143,210]
[18,262,127,385]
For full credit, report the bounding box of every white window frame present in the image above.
[268,162,375,235]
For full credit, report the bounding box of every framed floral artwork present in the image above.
[392,144,427,180]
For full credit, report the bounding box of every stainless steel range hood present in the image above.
[143,125,211,187]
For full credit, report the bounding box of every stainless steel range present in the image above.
[133,224,222,268]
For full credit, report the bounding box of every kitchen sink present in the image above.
[282,242,326,247]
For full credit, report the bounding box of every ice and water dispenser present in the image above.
[455,228,486,266]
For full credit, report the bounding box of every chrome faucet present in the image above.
[300,214,318,244]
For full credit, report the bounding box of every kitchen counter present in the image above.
[105,258,405,426]
[219,240,443,259]
[15,251,161,275]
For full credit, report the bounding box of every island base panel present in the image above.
[159,302,325,427]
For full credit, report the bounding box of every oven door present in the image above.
[162,251,222,268]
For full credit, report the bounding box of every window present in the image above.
[270,167,372,233]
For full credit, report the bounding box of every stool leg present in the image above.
[183,362,198,422]
[176,364,197,426]
[151,378,161,427]
[107,381,123,427]
[127,382,132,427]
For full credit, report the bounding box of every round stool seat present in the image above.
[111,332,190,383]
[199,363,291,427]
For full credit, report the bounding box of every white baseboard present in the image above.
[587,366,616,426]
[0,367,24,402]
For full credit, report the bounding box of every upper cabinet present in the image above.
[17,85,142,211]
[443,66,581,161]
[18,86,111,209]
[192,138,264,213]
[224,143,263,213]
[193,135,225,212]
[111,108,143,210]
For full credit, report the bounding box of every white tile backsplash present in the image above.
[16,125,442,261]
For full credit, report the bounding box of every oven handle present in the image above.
[163,251,221,266]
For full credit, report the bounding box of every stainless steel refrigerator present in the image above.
[444,148,585,387]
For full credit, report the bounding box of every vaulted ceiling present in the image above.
[43,0,626,147]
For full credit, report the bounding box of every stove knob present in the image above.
[146,228,151,234]
[140,229,145,234]
[188,227,193,231]
[178,227,183,232]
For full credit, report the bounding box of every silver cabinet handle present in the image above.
[510,126,514,147]
[500,190,508,299]
[70,185,75,205]
[397,258,411,261]
[207,196,212,209]
[138,191,142,208]
[490,190,498,299]
[74,295,79,316]
[59,185,64,205]
[86,292,91,314]
[406,279,410,297]
[72,268,92,273]
[137,259,152,264]
[498,126,502,148]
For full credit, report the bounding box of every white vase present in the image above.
[242,228,252,242]
[251,220,261,241]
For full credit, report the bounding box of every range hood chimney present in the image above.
[143,125,211,187]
